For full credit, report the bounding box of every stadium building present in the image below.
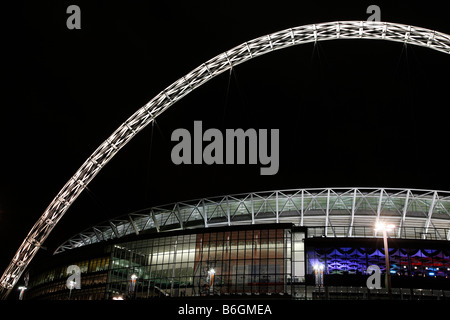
[19,188,450,300]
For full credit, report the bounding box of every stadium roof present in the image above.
[55,187,450,254]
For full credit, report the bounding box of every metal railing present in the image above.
[307,226,450,240]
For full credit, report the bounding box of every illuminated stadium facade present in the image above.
[21,188,450,300]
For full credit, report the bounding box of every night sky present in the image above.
[2,0,450,281]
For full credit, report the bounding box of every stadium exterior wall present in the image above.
[18,188,450,301]
[22,224,450,300]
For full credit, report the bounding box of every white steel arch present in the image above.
[2,21,450,298]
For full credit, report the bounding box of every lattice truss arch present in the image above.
[2,21,450,297]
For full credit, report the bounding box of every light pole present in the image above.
[68,280,76,300]
[207,268,215,294]
[130,274,138,299]
[313,263,324,299]
[375,222,395,299]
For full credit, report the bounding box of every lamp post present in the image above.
[130,274,138,299]
[68,280,76,300]
[313,263,324,299]
[375,222,395,299]
[207,268,215,294]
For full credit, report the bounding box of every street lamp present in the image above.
[130,274,138,299]
[207,269,215,294]
[313,263,325,298]
[68,280,76,300]
[374,222,395,298]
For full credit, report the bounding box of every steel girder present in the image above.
[2,21,450,298]
[53,187,450,254]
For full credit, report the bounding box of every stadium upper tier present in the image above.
[54,188,450,254]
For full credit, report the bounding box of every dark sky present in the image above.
[2,1,450,280]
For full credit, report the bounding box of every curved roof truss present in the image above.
[55,187,450,254]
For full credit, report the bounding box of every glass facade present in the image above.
[26,257,110,300]
[305,236,450,299]
[23,224,450,300]
[308,247,450,276]
[106,227,306,299]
